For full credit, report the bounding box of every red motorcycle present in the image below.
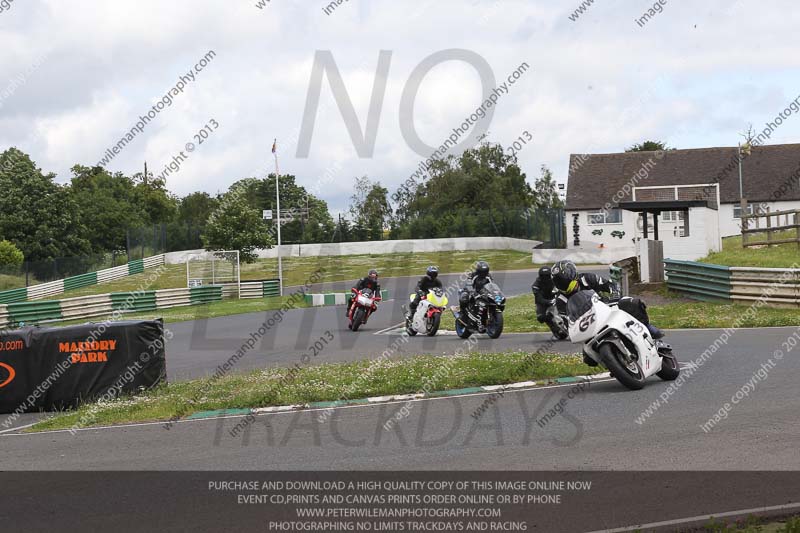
[348,288,382,331]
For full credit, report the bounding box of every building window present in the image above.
[733,204,755,219]
[661,210,685,222]
[587,208,622,225]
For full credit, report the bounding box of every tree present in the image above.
[67,165,147,253]
[227,175,335,243]
[0,240,23,268]
[0,149,91,264]
[349,176,391,240]
[178,192,219,227]
[392,141,534,238]
[202,185,274,263]
[626,140,673,152]
[533,165,563,209]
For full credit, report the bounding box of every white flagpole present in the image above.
[273,139,283,296]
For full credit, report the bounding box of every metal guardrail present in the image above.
[665,260,800,306]
[0,285,223,329]
[664,260,731,301]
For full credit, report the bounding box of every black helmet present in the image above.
[426,265,439,279]
[475,261,490,277]
[551,260,578,294]
[368,269,378,280]
[538,266,551,278]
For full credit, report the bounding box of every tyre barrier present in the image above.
[0,254,166,305]
[304,290,390,307]
[0,286,223,330]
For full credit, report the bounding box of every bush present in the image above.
[0,240,23,268]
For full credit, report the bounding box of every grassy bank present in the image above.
[30,350,599,432]
[701,235,800,268]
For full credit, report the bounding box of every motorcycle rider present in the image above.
[459,260,492,311]
[348,269,381,320]
[551,260,663,365]
[407,266,443,320]
[531,266,557,324]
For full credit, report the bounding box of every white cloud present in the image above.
[1,0,799,211]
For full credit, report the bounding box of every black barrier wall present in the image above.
[0,320,166,413]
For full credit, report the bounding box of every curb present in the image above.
[184,371,612,420]
[304,289,390,307]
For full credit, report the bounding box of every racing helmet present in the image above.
[368,269,378,280]
[426,265,439,279]
[551,260,578,295]
[474,261,490,277]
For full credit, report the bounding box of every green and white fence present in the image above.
[0,255,166,305]
[665,259,800,307]
[0,285,222,329]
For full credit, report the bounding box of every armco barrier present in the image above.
[729,267,800,307]
[305,290,390,307]
[238,279,281,299]
[0,285,223,327]
[664,260,731,301]
[0,254,166,304]
[665,260,800,307]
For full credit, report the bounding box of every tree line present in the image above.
[0,140,564,268]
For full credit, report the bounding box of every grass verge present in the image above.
[30,350,599,432]
[701,235,800,268]
[441,293,800,333]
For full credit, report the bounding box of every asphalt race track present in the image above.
[164,269,607,380]
[2,268,799,531]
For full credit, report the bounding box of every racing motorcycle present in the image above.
[452,282,506,339]
[348,288,381,332]
[567,290,679,390]
[406,287,448,336]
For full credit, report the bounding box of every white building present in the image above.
[564,144,800,262]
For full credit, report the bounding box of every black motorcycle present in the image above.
[452,282,506,339]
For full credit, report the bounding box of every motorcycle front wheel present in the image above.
[455,318,472,339]
[598,343,645,390]
[351,307,365,332]
[486,311,504,339]
[426,312,441,336]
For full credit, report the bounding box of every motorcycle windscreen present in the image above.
[567,290,595,321]
[481,282,505,304]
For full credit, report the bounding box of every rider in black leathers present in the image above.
[408,266,443,319]
[459,260,492,310]
[531,266,557,324]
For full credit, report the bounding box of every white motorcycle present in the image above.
[567,291,679,390]
[406,288,448,336]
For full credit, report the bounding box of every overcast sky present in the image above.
[2,0,800,215]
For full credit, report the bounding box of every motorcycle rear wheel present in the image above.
[598,343,645,390]
[426,312,441,336]
[351,307,365,332]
